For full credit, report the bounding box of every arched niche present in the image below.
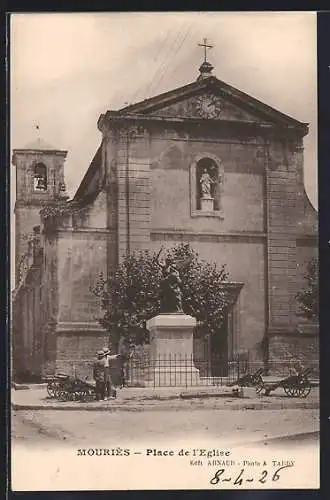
[33,162,48,191]
[190,153,224,218]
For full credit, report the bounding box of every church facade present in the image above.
[12,61,318,380]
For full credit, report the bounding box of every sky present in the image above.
[11,12,317,206]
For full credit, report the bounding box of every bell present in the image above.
[35,176,46,190]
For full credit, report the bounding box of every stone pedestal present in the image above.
[146,313,200,386]
[201,196,214,212]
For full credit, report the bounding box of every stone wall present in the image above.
[53,190,109,374]
[265,140,318,370]
[12,251,45,380]
[55,331,108,378]
[150,134,264,233]
[14,205,41,286]
[267,141,299,329]
[113,128,152,260]
[267,140,318,330]
[268,334,319,375]
[57,231,107,324]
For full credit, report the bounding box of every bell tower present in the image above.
[12,138,68,286]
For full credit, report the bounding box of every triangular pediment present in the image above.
[118,77,308,133]
[141,92,269,123]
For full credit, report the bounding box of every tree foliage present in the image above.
[296,257,319,322]
[91,243,232,348]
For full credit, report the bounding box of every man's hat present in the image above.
[97,350,104,356]
[102,347,111,355]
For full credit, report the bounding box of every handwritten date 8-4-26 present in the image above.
[210,465,293,486]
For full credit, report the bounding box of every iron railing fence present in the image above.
[123,354,319,388]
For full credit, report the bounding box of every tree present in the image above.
[296,257,319,322]
[91,243,233,349]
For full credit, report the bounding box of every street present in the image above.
[12,408,319,448]
[11,408,320,490]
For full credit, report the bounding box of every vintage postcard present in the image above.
[10,12,319,491]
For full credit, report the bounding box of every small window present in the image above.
[33,163,47,191]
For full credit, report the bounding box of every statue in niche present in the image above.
[156,249,183,314]
[199,168,215,198]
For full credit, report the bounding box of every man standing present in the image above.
[93,350,105,401]
[103,347,120,399]
[118,338,136,387]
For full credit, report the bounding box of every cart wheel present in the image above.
[294,387,302,397]
[54,387,61,398]
[283,386,299,398]
[57,391,67,401]
[78,391,88,401]
[72,391,81,401]
[255,382,264,394]
[54,389,61,400]
[68,392,75,401]
[299,383,312,398]
[79,391,88,401]
[284,386,297,397]
[61,391,72,401]
[287,386,300,397]
[47,381,57,398]
[284,386,291,396]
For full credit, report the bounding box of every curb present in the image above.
[12,383,48,390]
[12,400,319,412]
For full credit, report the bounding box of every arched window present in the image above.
[33,163,47,191]
[190,154,224,217]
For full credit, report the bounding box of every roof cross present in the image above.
[198,38,213,63]
[35,123,41,139]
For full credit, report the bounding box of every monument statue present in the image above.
[199,168,215,198]
[147,248,199,386]
[156,250,183,313]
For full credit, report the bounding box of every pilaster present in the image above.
[266,139,299,330]
[116,125,151,260]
